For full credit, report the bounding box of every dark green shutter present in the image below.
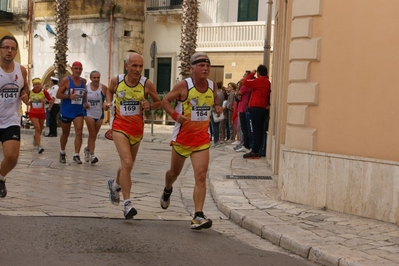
[238,0,258,22]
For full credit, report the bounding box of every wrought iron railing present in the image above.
[146,0,182,11]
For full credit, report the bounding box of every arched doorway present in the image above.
[40,66,72,86]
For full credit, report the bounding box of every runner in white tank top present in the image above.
[83,70,108,164]
[86,82,104,120]
[0,61,25,128]
[0,35,29,198]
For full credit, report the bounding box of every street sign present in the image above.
[150,41,157,59]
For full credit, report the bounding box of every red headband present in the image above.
[72,61,82,67]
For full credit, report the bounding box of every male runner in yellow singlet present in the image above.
[160,52,223,230]
[105,53,161,219]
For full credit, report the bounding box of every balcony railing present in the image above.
[146,0,182,11]
[197,21,269,52]
[0,0,28,16]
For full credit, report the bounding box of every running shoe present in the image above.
[90,155,98,165]
[160,187,173,209]
[84,147,90,162]
[0,179,7,198]
[38,146,44,154]
[236,146,248,152]
[233,144,243,151]
[59,153,66,163]
[190,215,213,230]
[123,201,138,220]
[73,155,82,164]
[107,179,121,205]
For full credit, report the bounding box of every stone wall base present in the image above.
[278,145,399,226]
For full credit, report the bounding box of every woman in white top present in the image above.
[83,70,108,164]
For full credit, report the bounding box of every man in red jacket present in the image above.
[242,65,271,159]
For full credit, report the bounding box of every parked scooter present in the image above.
[21,112,33,129]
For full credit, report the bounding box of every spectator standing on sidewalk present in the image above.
[56,61,89,164]
[226,82,237,142]
[231,90,241,146]
[28,78,52,154]
[45,76,60,137]
[83,70,108,164]
[0,35,29,198]
[160,52,222,230]
[217,81,227,144]
[210,80,224,147]
[235,70,252,152]
[242,65,271,159]
[105,53,161,219]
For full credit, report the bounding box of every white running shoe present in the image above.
[190,215,213,230]
[84,147,90,162]
[107,179,120,206]
[236,146,248,152]
[123,201,137,220]
[160,187,173,209]
[90,155,98,164]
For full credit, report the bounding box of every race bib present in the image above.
[88,99,100,107]
[0,87,18,103]
[31,101,43,108]
[120,100,140,116]
[191,106,210,121]
[71,89,84,105]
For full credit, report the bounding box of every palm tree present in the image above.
[99,0,120,18]
[54,0,70,78]
[179,0,199,79]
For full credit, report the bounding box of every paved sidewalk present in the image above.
[209,146,399,266]
[7,125,399,266]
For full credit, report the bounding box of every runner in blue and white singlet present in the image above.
[56,61,88,164]
[59,76,86,121]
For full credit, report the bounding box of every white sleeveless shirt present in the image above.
[86,83,104,120]
[0,62,24,128]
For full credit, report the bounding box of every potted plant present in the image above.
[145,92,176,125]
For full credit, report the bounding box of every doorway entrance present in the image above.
[156,57,172,94]
[209,66,224,84]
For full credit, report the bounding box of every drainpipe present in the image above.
[27,0,33,83]
[264,1,273,164]
[106,4,115,125]
[107,3,115,84]
[263,0,273,69]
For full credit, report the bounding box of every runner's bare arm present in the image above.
[144,80,161,111]
[162,81,188,123]
[104,77,117,111]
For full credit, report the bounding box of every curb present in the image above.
[207,152,396,266]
